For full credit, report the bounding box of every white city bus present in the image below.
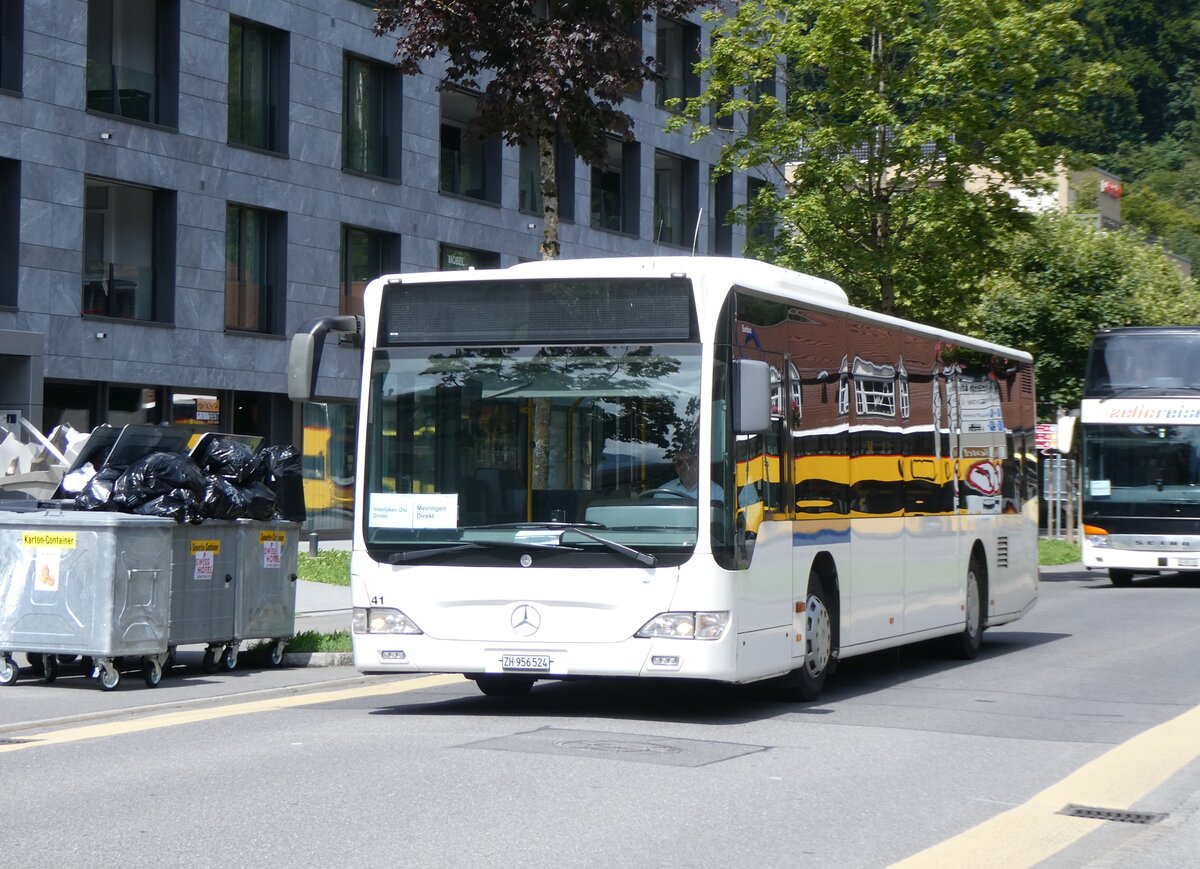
[289,257,1038,698]
[1066,327,1200,586]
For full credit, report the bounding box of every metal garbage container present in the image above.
[168,521,239,673]
[0,509,173,690]
[232,520,299,669]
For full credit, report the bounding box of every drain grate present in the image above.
[1059,804,1167,825]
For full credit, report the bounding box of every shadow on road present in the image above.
[369,628,1071,725]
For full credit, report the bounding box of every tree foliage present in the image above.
[676,0,1115,325]
[969,213,1200,415]
[374,0,709,258]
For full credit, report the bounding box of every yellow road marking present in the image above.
[0,674,465,754]
[890,701,1200,868]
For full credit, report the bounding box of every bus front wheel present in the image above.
[783,571,833,702]
[473,675,535,697]
[1109,569,1133,587]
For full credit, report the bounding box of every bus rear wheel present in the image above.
[945,556,985,660]
[1109,569,1133,587]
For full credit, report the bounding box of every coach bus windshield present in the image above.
[1083,424,1200,517]
[363,343,707,562]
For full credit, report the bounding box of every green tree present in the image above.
[969,213,1200,415]
[676,0,1115,326]
[374,0,709,260]
[1072,0,1200,150]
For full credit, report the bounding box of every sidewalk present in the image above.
[293,578,352,637]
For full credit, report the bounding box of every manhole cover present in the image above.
[1059,804,1167,825]
[554,739,682,755]
[467,727,766,767]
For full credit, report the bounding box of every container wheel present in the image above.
[0,655,18,686]
[221,645,239,672]
[202,648,219,673]
[142,658,162,688]
[42,653,58,684]
[269,641,286,668]
[26,652,43,670]
[98,664,120,691]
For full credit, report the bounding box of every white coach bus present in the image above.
[289,257,1038,699]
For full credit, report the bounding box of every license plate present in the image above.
[1177,558,1198,568]
[501,654,550,672]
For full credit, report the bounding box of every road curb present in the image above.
[282,651,354,667]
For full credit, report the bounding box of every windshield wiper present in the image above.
[463,521,657,566]
[563,525,657,566]
[387,538,582,564]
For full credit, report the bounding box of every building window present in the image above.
[83,177,175,322]
[518,138,575,221]
[225,204,284,334]
[746,176,774,248]
[341,225,400,318]
[655,17,699,110]
[708,34,733,131]
[748,69,777,132]
[86,0,179,127]
[0,1,23,93]
[439,245,500,271]
[229,17,288,153]
[440,89,500,202]
[0,159,17,307]
[591,137,639,235]
[709,168,733,256]
[344,55,400,179]
[653,150,698,248]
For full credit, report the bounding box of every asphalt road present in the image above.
[2,564,1199,868]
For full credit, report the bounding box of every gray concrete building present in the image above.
[0,0,770,534]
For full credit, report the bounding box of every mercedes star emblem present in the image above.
[511,604,541,637]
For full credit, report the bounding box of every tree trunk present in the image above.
[539,131,560,260]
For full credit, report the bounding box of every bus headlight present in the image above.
[636,611,729,640]
[1083,524,1109,548]
[353,606,423,635]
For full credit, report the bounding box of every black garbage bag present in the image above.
[74,465,125,511]
[252,444,306,521]
[132,488,204,524]
[241,480,278,521]
[111,452,207,510]
[201,437,258,484]
[201,476,251,520]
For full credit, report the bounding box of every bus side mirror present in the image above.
[287,315,362,402]
[733,359,771,434]
[1056,414,1077,454]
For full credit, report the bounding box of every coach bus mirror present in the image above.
[287,315,362,402]
[1056,414,1077,454]
[733,359,771,434]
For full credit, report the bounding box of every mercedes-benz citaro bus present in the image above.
[288,257,1038,699]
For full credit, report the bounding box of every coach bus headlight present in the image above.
[1083,524,1109,548]
[636,611,729,640]
[352,606,424,635]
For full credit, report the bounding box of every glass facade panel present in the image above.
[303,401,356,534]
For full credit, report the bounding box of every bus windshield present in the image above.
[1083,423,1200,516]
[364,343,707,558]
